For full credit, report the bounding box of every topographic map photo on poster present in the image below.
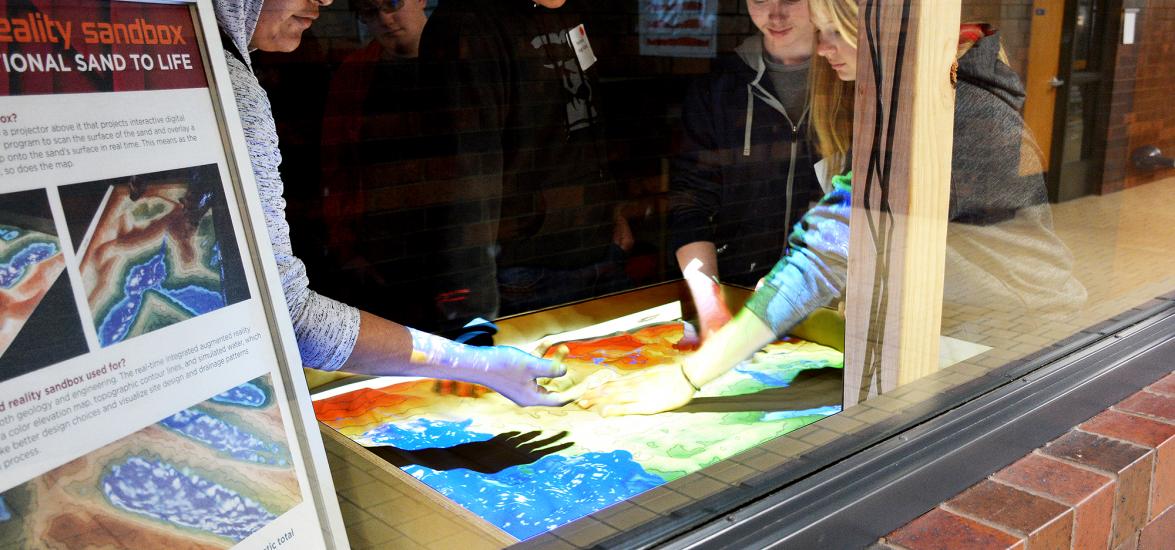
[639,0,718,58]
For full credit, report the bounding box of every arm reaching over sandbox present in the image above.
[342,311,572,407]
[577,176,851,416]
[576,309,776,416]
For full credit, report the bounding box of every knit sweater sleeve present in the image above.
[225,53,360,371]
[743,174,851,335]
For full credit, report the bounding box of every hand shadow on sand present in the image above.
[365,430,574,474]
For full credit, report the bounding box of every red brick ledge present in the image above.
[877,372,1175,550]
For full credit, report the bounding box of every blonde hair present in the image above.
[807,4,1013,179]
[808,0,858,179]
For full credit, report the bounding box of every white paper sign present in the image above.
[568,23,597,70]
[1123,9,1139,45]
[639,0,718,58]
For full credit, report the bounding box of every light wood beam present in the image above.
[843,0,961,407]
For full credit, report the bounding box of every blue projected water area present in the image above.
[0,241,58,289]
[211,382,268,408]
[363,419,665,540]
[102,457,276,542]
[97,240,225,346]
[735,358,833,387]
[160,408,287,466]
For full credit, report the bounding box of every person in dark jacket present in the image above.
[577,2,1085,416]
[213,0,569,407]
[670,0,823,340]
[315,0,432,329]
[416,0,631,336]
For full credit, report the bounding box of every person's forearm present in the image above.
[677,242,731,335]
[681,308,775,388]
[338,311,410,375]
[676,241,719,280]
[340,310,476,380]
[338,311,566,407]
[677,242,722,308]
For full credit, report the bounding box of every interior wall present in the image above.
[1101,0,1175,193]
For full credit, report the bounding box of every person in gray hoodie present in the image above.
[212,0,568,406]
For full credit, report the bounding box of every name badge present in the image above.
[568,23,597,71]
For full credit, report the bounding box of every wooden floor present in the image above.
[322,176,1175,549]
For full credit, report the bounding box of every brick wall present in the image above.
[877,371,1175,550]
[960,1,1175,196]
[1101,0,1175,193]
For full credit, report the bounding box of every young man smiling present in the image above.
[669,0,823,341]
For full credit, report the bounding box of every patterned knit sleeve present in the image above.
[225,54,360,371]
[743,174,851,335]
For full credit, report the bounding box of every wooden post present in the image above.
[843,0,961,407]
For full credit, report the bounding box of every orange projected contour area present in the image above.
[549,322,687,370]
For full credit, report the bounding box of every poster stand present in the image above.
[0,1,346,548]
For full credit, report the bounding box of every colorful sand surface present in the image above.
[0,376,301,549]
[314,322,843,540]
[79,183,228,348]
[0,224,65,359]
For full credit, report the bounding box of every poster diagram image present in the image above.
[0,189,88,381]
[0,375,302,548]
[314,321,843,540]
[61,164,249,348]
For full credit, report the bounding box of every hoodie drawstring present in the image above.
[743,86,756,157]
[743,58,767,157]
[743,52,811,258]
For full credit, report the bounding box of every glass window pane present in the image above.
[241,0,1175,546]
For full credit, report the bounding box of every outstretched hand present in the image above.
[368,430,573,474]
[576,364,696,417]
[475,346,572,407]
[540,368,621,403]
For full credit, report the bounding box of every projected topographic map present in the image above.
[0,224,65,359]
[79,183,228,347]
[314,322,844,540]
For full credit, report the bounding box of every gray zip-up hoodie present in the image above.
[745,30,1085,340]
[669,35,822,287]
[214,0,360,370]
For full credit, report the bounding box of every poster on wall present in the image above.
[638,0,718,58]
[0,1,345,548]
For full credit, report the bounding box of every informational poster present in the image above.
[639,0,718,58]
[0,1,345,548]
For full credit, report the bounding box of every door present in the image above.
[1047,0,1119,202]
[1023,0,1064,174]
